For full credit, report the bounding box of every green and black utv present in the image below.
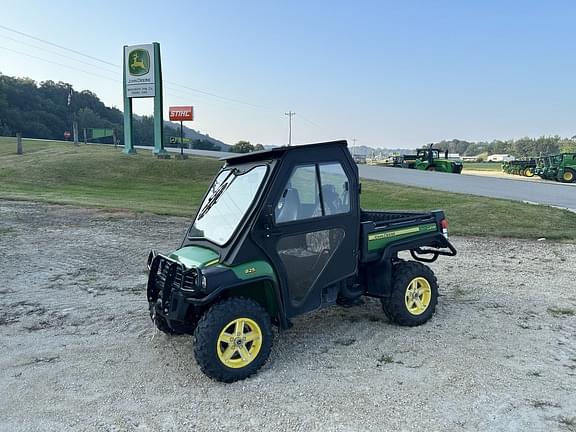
[146,141,457,382]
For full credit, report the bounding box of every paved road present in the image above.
[135,146,576,211]
[358,165,576,211]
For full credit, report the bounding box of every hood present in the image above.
[168,246,220,269]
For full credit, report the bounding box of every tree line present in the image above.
[0,73,222,150]
[431,136,576,160]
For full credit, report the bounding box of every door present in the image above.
[257,153,359,318]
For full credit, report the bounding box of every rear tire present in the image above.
[381,261,438,326]
[562,169,575,183]
[193,297,273,383]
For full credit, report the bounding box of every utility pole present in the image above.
[285,111,295,146]
[352,138,358,156]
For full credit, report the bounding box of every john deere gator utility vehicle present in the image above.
[405,145,463,173]
[146,141,457,382]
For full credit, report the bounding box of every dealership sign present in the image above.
[169,106,194,121]
[124,44,155,98]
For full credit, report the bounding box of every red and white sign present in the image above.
[63,131,71,139]
[169,106,194,121]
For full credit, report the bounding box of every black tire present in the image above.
[561,168,575,183]
[193,297,273,383]
[381,261,438,326]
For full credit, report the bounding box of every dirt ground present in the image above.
[1,200,575,432]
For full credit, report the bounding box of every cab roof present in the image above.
[220,140,348,165]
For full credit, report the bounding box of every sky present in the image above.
[0,0,575,148]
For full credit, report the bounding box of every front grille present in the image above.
[155,258,197,298]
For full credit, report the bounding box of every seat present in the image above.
[276,188,301,223]
[321,184,343,215]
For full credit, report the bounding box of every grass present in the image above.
[361,180,576,239]
[0,137,222,216]
[2,137,576,239]
[463,162,503,172]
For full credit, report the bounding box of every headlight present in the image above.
[201,275,207,289]
[181,268,198,292]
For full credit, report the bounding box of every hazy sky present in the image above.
[1,0,575,148]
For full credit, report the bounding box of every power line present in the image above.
[0,26,327,133]
[0,45,118,82]
[164,80,264,109]
[0,24,120,68]
[0,33,119,75]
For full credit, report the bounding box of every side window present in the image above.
[319,163,350,215]
[275,165,320,223]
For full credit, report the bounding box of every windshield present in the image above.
[189,165,267,245]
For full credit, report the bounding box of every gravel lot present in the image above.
[1,200,575,432]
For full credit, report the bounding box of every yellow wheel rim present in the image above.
[217,318,262,369]
[563,171,574,182]
[404,277,432,316]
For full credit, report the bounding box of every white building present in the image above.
[487,154,515,162]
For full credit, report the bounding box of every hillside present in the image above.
[0,73,229,150]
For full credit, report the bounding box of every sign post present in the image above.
[16,133,23,155]
[169,106,194,160]
[123,42,167,157]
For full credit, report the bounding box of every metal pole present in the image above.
[83,128,87,145]
[16,133,22,155]
[285,111,295,146]
[180,120,184,157]
[73,121,79,146]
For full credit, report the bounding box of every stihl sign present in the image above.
[169,106,194,121]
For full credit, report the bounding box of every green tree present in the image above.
[229,140,254,153]
[560,138,576,153]
[253,143,265,151]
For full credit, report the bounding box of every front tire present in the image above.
[381,261,439,326]
[193,297,273,383]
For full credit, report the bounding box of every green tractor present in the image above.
[554,153,576,183]
[537,156,554,180]
[534,157,545,178]
[543,155,562,181]
[408,145,463,173]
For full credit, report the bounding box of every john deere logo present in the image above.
[128,49,150,76]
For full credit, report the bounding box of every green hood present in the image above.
[168,246,220,269]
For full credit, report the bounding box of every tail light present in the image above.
[440,219,449,239]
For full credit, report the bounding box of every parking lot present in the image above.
[1,200,575,431]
